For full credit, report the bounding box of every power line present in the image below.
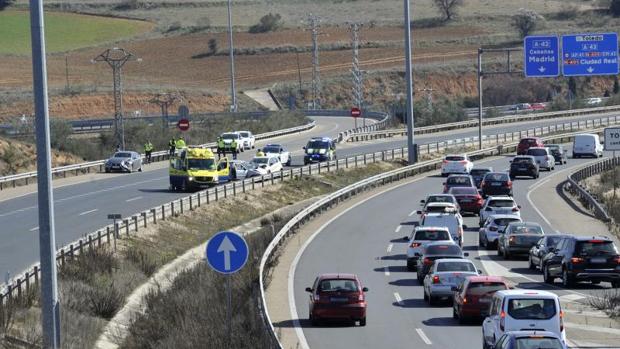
[149,92,180,129]
[308,15,321,109]
[349,22,365,127]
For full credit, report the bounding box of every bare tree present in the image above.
[512,9,545,39]
[432,0,464,21]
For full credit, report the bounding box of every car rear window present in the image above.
[426,244,461,255]
[318,279,358,292]
[512,157,533,164]
[114,152,132,158]
[527,149,547,156]
[488,200,514,207]
[436,261,476,272]
[547,236,562,248]
[427,196,454,204]
[445,156,465,161]
[470,169,490,176]
[507,298,556,320]
[509,224,543,235]
[484,173,509,181]
[415,230,450,241]
[450,187,478,195]
[447,177,471,185]
[494,218,520,226]
[514,337,563,349]
[466,282,507,296]
[575,241,618,256]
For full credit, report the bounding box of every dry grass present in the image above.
[0,136,84,176]
[588,289,620,319]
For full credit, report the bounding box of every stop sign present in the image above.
[351,107,361,118]
[177,118,190,131]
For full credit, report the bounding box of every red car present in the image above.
[531,102,547,111]
[306,273,368,326]
[448,186,483,214]
[517,137,544,155]
[452,276,510,323]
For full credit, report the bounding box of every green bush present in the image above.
[249,13,283,33]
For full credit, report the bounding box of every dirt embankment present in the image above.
[0,137,84,176]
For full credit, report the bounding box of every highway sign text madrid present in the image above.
[524,35,560,77]
[562,33,619,76]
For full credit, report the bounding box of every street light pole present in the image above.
[29,0,61,347]
[226,0,238,112]
[404,0,416,164]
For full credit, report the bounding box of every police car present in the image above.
[303,137,336,165]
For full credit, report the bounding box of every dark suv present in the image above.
[509,155,539,179]
[542,236,620,288]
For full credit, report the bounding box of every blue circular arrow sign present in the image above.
[206,231,249,274]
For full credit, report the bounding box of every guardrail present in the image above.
[0,120,317,191]
[566,156,619,223]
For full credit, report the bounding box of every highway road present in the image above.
[0,111,615,280]
[291,148,618,349]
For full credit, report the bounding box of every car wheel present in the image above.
[535,172,540,179]
[286,159,291,166]
[543,265,554,284]
[591,280,601,285]
[509,175,515,180]
[441,173,448,177]
[359,317,366,326]
[138,166,143,172]
[612,281,620,288]
[105,168,110,173]
[407,261,416,272]
[452,306,458,319]
[310,314,319,326]
[562,268,575,288]
[528,256,536,270]
[478,236,483,247]
[417,274,424,284]
[497,244,503,256]
[423,289,429,302]
[503,249,510,260]
[428,295,436,306]
[180,180,187,192]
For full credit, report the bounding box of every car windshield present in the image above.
[513,157,533,164]
[494,218,520,226]
[187,158,215,170]
[415,230,450,241]
[509,224,543,235]
[470,169,490,176]
[318,279,358,292]
[252,158,269,165]
[466,282,507,296]
[575,241,618,256]
[485,173,509,181]
[307,140,329,149]
[507,298,556,320]
[426,245,461,255]
[445,156,465,161]
[426,205,453,213]
[527,149,547,156]
[114,152,132,158]
[450,187,478,195]
[488,200,514,207]
[447,177,471,185]
[263,145,280,153]
[514,337,563,349]
[221,133,238,140]
[240,132,249,137]
[436,261,476,272]
[427,195,455,204]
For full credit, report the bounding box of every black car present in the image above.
[498,222,544,259]
[481,172,513,196]
[546,144,568,165]
[528,234,570,270]
[415,242,468,283]
[470,167,493,188]
[509,155,539,179]
[542,236,620,288]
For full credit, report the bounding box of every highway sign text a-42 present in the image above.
[524,35,560,77]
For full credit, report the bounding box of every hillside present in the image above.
[0,137,84,176]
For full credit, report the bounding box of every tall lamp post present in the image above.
[404,0,416,164]
[226,0,238,112]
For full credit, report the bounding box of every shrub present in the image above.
[59,247,118,284]
[124,247,159,277]
[432,0,464,21]
[512,9,545,39]
[249,13,283,33]
[208,38,218,55]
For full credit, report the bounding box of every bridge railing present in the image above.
[566,157,620,222]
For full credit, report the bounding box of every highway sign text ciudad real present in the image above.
[524,32,619,78]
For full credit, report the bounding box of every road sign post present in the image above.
[524,35,560,78]
[206,231,249,347]
[562,33,619,76]
[351,107,361,129]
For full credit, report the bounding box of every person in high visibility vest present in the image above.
[231,139,238,160]
[168,138,176,157]
[144,140,154,164]
[217,137,225,159]
[256,148,265,157]
[175,137,186,151]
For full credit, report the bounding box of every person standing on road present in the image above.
[217,136,225,159]
[175,137,186,152]
[231,138,238,160]
[144,140,153,164]
[168,138,176,157]
[256,148,265,157]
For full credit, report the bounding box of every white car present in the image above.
[482,290,566,349]
[479,196,521,225]
[478,214,522,249]
[406,226,453,271]
[423,259,480,305]
[441,154,473,177]
[573,133,603,158]
[262,144,291,166]
[250,155,283,175]
[220,132,244,152]
[526,147,555,171]
[421,212,466,247]
[238,130,255,150]
[585,97,603,106]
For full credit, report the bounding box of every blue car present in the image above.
[491,331,566,349]
[303,137,336,165]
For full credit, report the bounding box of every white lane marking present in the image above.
[29,226,38,232]
[416,328,433,345]
[125,196,143,202]
[384,266,390,277]
[288,176,428,349]
[394,292,403,305]
[0,205,37,218]
[79,209,98,216]
[408,210,417,217]
[395,225,402,233]
[387,243,393,253]
[477,250,538,282]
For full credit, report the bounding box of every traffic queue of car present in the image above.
[303,134,619,349]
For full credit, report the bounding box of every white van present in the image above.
[482,290,565,348]
[421,212,465,247]
[572,133,603,158]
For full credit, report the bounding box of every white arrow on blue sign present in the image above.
[524,35,560,78]
[206,231,249,274]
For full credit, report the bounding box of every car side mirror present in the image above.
[478,270,483,274]
[442,182,446,185]
[451,286,458,292]
[303,146,306,150]
[416,210,422,215]
[403,236,409,241]
[517,205,522,209]
[305,287,313,293]
[420,199,425,204]
[464,252,470,257]
[362,287,369,292]
[509,160,512,163]
[463,224,468,229]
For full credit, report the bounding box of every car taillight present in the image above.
[458,226,463,236]
[410,242,422,248]
[432,275,440,284]
[481,181,486,187]
[462,297,467,304]
[512,207,520,212]
[358,293,365,302]
[500,311,506,331]
[476,195,483,203]
[613,256,620,265]
[509,236,516,244]
[571,257,585,264]
[423,258,433,266]
[506,180,512,188]
[459,160,468,164]
[443,160,449,164]
[560,310,564,332]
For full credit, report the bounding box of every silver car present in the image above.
[104,151,142,173]
[423,259,480,305]
[478,214,522,250]
[230,160,260,180]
